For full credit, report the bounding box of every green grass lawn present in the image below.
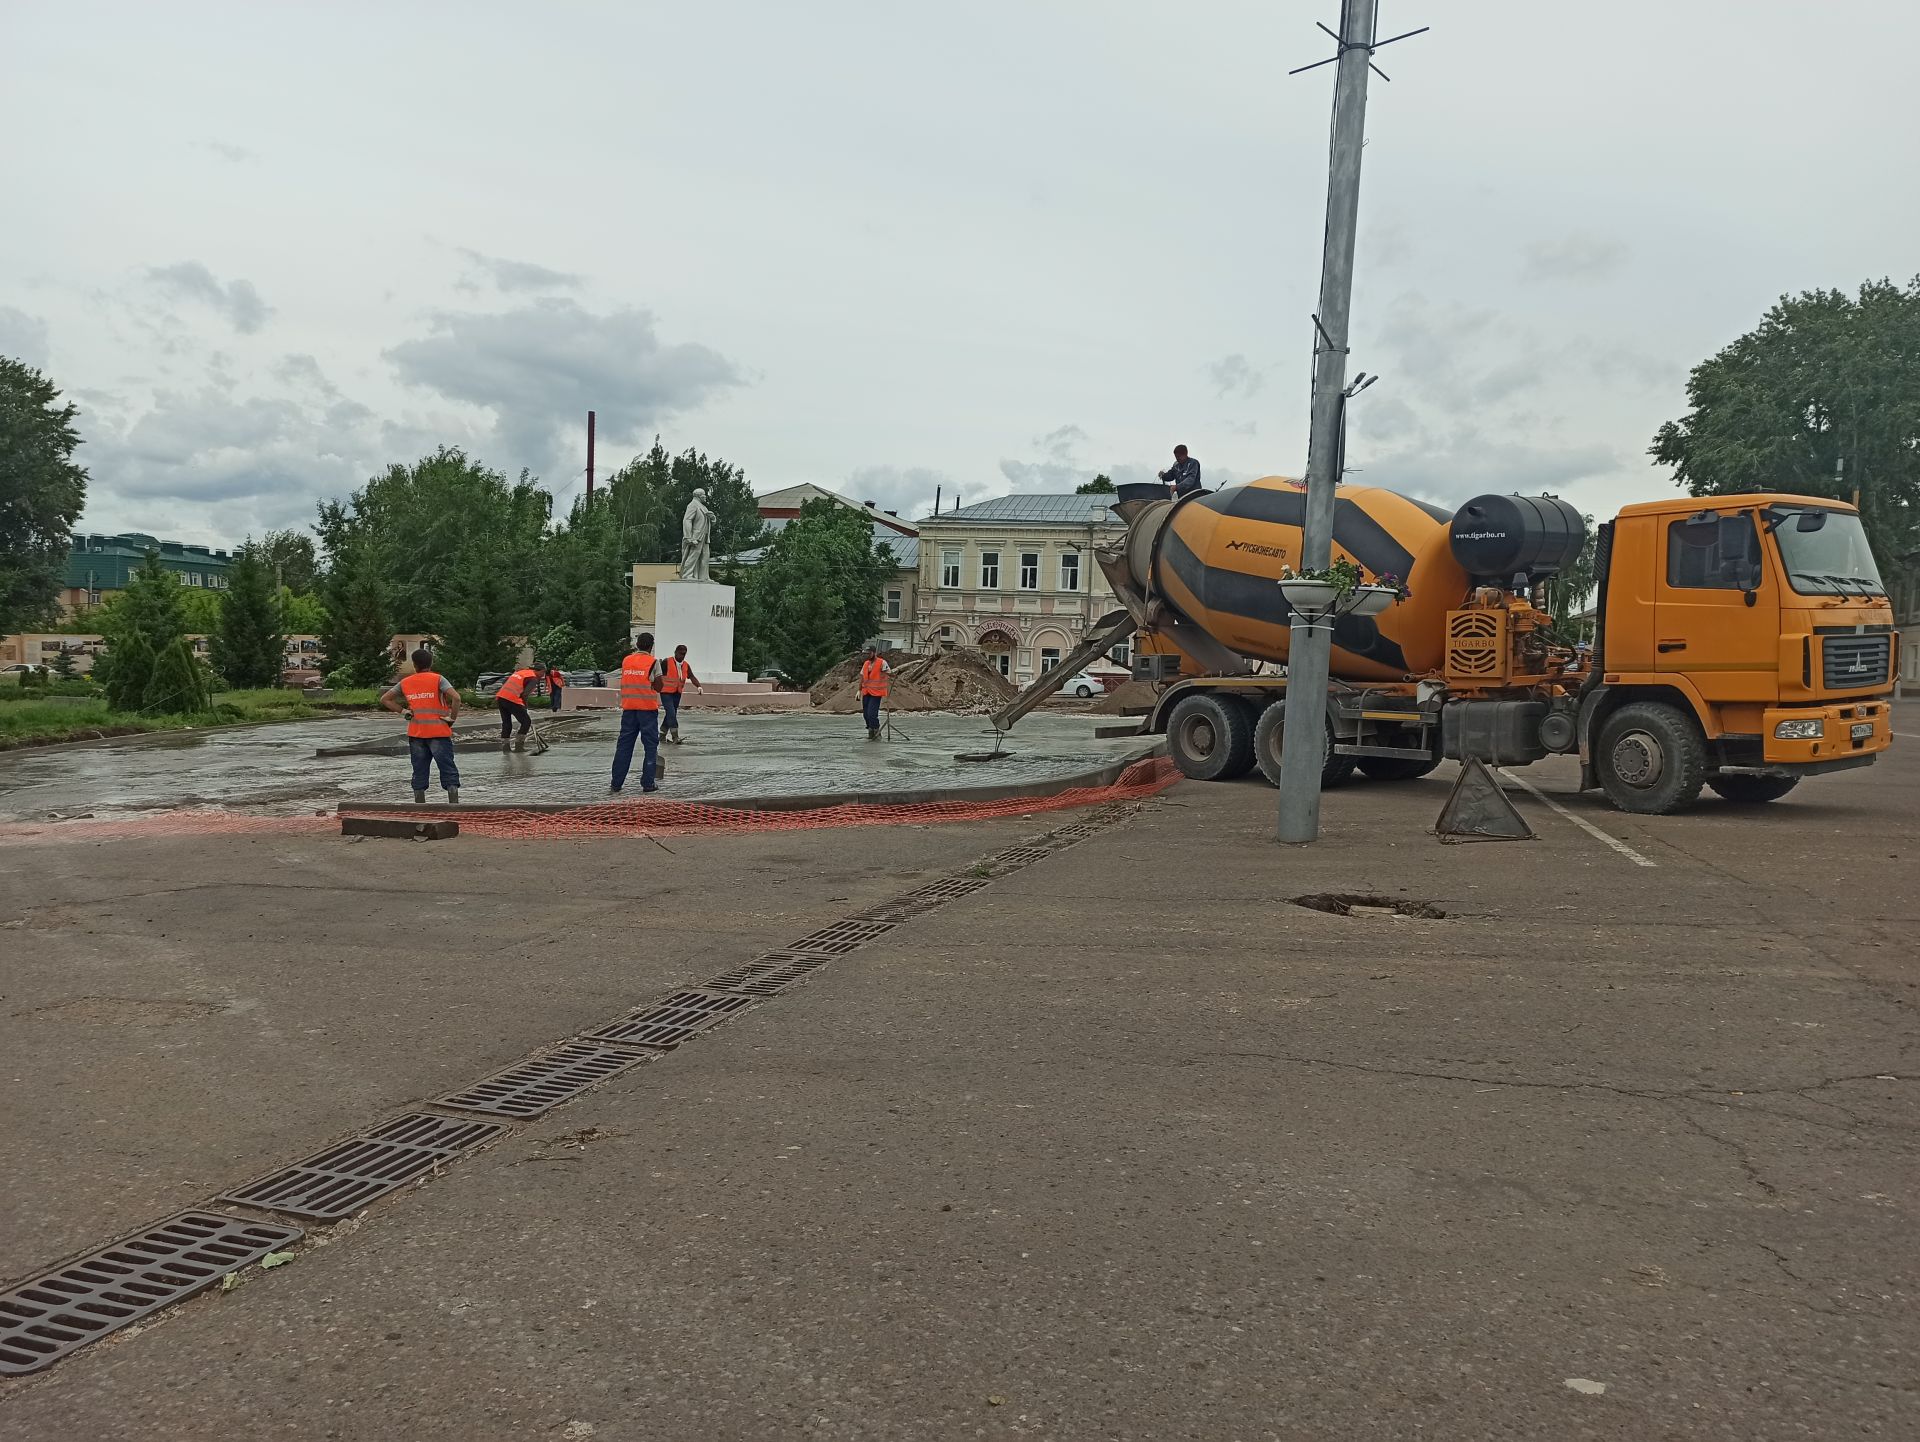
[0,685,488,748]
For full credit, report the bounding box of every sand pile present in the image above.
[812,646,1019,713]
[1091,678,1160,714]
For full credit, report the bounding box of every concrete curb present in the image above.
[0,709,362,757]
[337,741,1169,820]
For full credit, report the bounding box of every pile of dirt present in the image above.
[811,646,1019,714]
[1091,678,1160,714]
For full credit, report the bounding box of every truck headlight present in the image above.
[1773,718,1824,739]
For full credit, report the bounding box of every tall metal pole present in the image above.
[1277,0,1378,845]
[586,409,597,504]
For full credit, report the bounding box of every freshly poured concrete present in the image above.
[0,711,1149,822]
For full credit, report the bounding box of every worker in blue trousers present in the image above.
[610,632,663,793]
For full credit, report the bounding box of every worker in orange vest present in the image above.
[494,663,539,750]
[545,663,566,713]
[858,644,891,741]
[380,647,462,803]
[610,632,663,793]
[658,644,703,743]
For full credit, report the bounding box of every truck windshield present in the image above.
[1768,508,1885,597]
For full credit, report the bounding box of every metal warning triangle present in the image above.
[1434,757,1534,842]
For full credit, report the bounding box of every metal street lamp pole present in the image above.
[1276,0,1379,845]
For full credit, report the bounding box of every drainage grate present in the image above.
[787,918,898,955]
[703,951,832,997]
[1,1211,303,1375]
[583,990,759,1049]
[987,845,1056,869]
[218,1114,505,1221]
[845,898,921,924]
[902,876,992,907]
[437,1042,653,1117]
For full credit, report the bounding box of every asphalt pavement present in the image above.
[1,740,1913,1440]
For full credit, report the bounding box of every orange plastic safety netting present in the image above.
[0,756,1180,847]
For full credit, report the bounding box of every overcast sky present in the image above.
[4,1,1916,549]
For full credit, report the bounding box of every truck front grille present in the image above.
[1822,634,1890,689]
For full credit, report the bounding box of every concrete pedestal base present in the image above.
[650,580,746,683]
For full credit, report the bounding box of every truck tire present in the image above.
[1707,774,1800,804]
[1596,701,1707,814]
[1252,702,1354,789]
[1165,693,1256,781]
[1357,755,1441,782]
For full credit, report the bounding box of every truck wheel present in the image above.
[1707,774,1800,804]
[1357,755,1441,782]
[1165,693,1256,781]
[1596,702,1707,814]
[1252,703,1354,789]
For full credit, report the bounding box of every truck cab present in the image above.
[1583,494,1896,810]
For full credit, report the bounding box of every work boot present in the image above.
[446,788,460,805]
[412,789,427,804]
[513,736,525,752]
[500,738,511,751]
[868,727,880,741]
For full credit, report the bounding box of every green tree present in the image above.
[532,622,587,670]
[1650,276,1920,576]
[432,559,515,686]
[318,550,393,687]
[211,547,286,689]
[315,447,549,633]
[736,498,894,685]
[144,635,212,714]
[1545,515,1598,637]
[51,647,77,680]
[282,589,328,633]
[0,355,89,635]
[598,437,765,565]
[95,552,188,711]
[177,585,223,634]
[258,528,318,594]
[531,496,632,667]
[1076,473,1116,494]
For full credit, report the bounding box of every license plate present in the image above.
[1851,722,1874,740]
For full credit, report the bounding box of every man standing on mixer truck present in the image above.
[1159,444,1203,497]
[380,647,462,804]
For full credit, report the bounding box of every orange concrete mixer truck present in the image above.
[992,477,1897,814]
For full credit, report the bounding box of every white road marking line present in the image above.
[1894,732,1919,741]
[1497,768,1658,868]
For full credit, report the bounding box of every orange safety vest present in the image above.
[546,668,564,690]
[659,657,689,694]
[620,651,660,710]
[399,671,452,739]
[496,668,536,705]
[860,657,890,697]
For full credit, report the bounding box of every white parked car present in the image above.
[1058,670,1111,699]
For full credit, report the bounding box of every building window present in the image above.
[980,551,1000,589]
[185,572,202,587]
[1109,641,1132,666]
[885,588,902,621]
[1041,647,1061,672]
[88,590,101,607]
[1060,553,1080,591]
[1019,552,1040,590]
[940,548,961,588]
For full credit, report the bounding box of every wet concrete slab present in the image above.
[0,711,1144,822]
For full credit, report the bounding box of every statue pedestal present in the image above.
[649,580,747,683]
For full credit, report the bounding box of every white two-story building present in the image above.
[913,494,1130,684]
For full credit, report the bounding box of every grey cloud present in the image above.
[1000,423,1094,491]
[457,248,583,293]
[1522,234,1629,282]
[1206,353,1263,399]
[146,262,273,334]
[273,353,339,396]
[1355,430,1620,508]
[845,464,951,520]
[195,139,258,163]
[0,306,51,367]
[385,299,742,469]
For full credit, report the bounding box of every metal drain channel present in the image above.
[6,800,1143,1378]
[218,1114,506,1221]
[437,1042,655,1117]
[703,950,833,997]
[583,990,759,1049]
[1,1212,303,1375]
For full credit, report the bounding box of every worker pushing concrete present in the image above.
[380,647,461,804]
[610,632,663,793]
[494,663,538,750]
[658,644,703,743]
[859,644,890,741]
